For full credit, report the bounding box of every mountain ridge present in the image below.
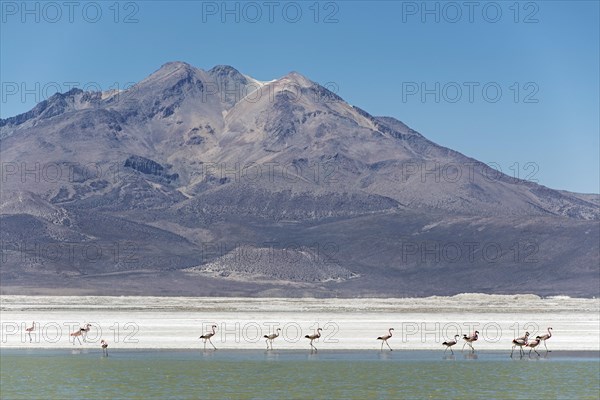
[0,62,598,297]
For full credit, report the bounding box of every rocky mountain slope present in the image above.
[1,62,598,297]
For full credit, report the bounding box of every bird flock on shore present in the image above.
[23,321,553,358]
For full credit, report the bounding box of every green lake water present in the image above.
[1,350,598,399]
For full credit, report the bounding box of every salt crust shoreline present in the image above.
[1,295,598,351]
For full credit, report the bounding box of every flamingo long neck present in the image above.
[547,328,552,338]
[212,326,216,335]
[388,329,393,337]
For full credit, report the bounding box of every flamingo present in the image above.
[511,332,530,358]
[377,328,394,351]
[526,336,542,358]
[70,330,82,345]
[199,325,217,350]
[305,328,322,352]
[25,322,35,343]
[263,328,281,350]
[70,324,91,345]
[462,331,479,352]
[442,334,460,354]
[100,340,109,357]
[81,323,92,342]
[538,327,552,352]
[462,331,479,353]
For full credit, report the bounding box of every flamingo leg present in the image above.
[385,340,393,351]
[380,341,384,351]
[510,345,514,358]
[450,347,454,355]
[209,338,216,350]
[544,341,550,352]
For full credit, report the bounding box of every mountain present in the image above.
[1,61,598,297]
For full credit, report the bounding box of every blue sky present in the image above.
[1,1,598,193]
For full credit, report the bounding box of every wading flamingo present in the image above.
[305,328,322,352]
[80,323,92,342]
[70,324,91,345]
[538,327,552,352]
[511,332,530,359]
[199,325,217,350]
[443,334,460,354]
[526,336,541,358]
[263,328,281,350]
[377,328,394,351]
[25,322,35,343]
[462,331,479,353]
[100,340,109,356]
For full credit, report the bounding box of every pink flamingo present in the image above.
[263,328,281,350]
[443,334,460,355]
[377,328,394,351]
[25,321,35,343]
[526,336,542,358]
[538,327,553,352]
[305,328,323,352]
[462,331,479,353]
[199,325,217,350]
[100,340,109,356]
[511,332,530,359]
[70,323,91,345]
